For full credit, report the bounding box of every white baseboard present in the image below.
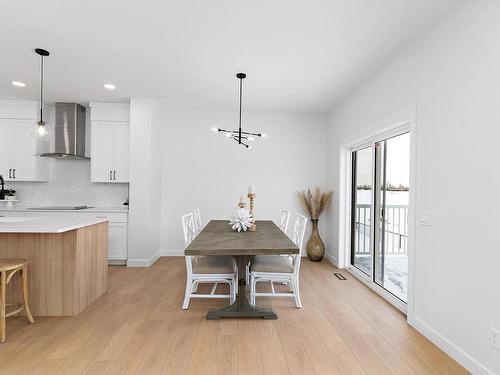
[408,316,495,375]
[126,251,162,267]
[126,250,183,267]
[159,249,184,256]
[324,252,339,267]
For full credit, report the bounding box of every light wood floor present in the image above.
[0,257,468,375]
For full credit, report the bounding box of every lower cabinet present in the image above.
[107,222,128,264]
[80,212,128,264]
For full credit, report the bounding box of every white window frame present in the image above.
[338,107,417,317]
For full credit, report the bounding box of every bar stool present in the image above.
[0,259,35,343]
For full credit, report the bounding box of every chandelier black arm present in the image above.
[215,127,233,133]
[232,136,250,148]
[217,128,262,137]
[239,130,262,137]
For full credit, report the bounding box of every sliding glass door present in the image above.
[351,146,373,276]
[351,132,410,304]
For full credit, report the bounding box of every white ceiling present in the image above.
[0,0,458,112]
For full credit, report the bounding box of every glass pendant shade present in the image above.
[31,120,50,141]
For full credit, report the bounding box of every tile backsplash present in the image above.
[5,159,128,207]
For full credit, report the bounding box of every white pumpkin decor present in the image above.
[229,208,253,232]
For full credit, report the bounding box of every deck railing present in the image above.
[354,204,408,255]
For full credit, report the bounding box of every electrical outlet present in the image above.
[420,211,432,226]
[490,327,500,351]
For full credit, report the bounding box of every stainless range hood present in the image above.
[38,102,89,159]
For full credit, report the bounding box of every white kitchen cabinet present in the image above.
[91,121,130,183]
[85,211,128,262]
[107,222,128,263]
[0,118,49,182]
[89,103,130,122]
[91,121,115,182]
[112,123,130,183]
[82,212,128,263]
[0,119,14,179]
[89,103,130,183]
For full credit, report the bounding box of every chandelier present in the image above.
[210,73,267,149]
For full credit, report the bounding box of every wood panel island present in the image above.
[0,216,108,316]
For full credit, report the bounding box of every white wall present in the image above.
[127,98,162,266]
[325,1,500,374]
[155,107,328,255]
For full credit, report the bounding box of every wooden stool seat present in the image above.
[0,258,35,343]
[0,259,27,271]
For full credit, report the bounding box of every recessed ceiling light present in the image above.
[103,83,116,90]
[11,81,26,87]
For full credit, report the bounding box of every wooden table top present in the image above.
[185,220,299,256]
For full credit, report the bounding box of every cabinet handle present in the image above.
[12,169,15,179]
[110,171,113,181]
[8,169,11,178]
[113,170,116,180]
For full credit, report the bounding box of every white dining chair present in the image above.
[182,213,238,310]
[249,213,307,308]
[193,208,202,235]
[278,209,291,233]
[245,208,292,284]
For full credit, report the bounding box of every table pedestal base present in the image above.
[206,255,278,320]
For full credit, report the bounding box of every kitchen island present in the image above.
[0,216,108,316]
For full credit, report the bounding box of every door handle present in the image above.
[110,170,113,181]
[12,169,15,179]
[113,170,116,180]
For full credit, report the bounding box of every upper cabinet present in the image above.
[0,101,49,182]
[89,103,130,183]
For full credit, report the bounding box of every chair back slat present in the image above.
[290,213,308,274]
[279,209,291,234]
[182,213,197,248]
[193,208,202,235]
[182,212,197,275]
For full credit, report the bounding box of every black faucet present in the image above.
[0,175,4,200]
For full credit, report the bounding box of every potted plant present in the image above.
[5,189,16,200]
[298,188,333,262]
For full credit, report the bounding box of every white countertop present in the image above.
[0,216,108,233]
[0,206,129,213]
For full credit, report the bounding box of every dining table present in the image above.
[185,219,299,319]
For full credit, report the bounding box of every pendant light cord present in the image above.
[238,76,242,144]
[40,54,44,122]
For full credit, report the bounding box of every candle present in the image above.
[248,186,255,194]
[239,196,245,204]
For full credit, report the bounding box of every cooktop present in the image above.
[26,205,94,210]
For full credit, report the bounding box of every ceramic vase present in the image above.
[306,219,325,262]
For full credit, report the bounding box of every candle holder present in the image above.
[247,193,256,231]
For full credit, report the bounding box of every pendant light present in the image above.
[210,73,267,149]
[30,48,50,141]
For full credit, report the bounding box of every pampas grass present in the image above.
[298,188,333,220]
